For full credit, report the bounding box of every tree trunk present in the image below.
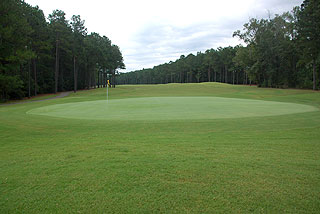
[93,67,96,89]
[208,67,211,82]
[313,58,316,90]
[74,56,77,93]
[55,40,59,94]
[103,71,106,87]
[101,71,104,87]
[98,71,100,88]
[236,71,239,85]
[112,70,116,88]
[243,72,245,84]
[232,71,235,85]
[246,72,248,85]
[60,66,64,91]
[86,62,90,89]
[28,60,31,98]
[318,64,320,90]
[33,58,37,96]
[225,66,228,83]
[196,74,200,83]
[88,72,91,89]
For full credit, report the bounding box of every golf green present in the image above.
[27,97,318,121]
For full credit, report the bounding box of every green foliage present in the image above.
[297,0,320,90]
[0,74,24,100]
[0,0,33,72]
[119,47,241,85]
[120,2,318,90]
[0,0,125,101]
[297,0,320,59]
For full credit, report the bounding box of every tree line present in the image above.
[0,0,124,101]
[118,0,319,90]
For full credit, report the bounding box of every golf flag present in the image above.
[107,80,109,103]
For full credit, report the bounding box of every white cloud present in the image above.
[25,0,303,72]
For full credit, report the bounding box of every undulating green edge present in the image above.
[27,96,317,121]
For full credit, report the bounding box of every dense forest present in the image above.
[0,0,124,101]
[1,1,319,102]
[118,0,319,90]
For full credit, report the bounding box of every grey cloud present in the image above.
[260,0,302,9]
[248,0,303,18]
[125,20,241,70]
[124,0,303,71]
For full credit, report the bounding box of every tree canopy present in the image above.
[119,1,319,90]
[0,0,124,101]
[1,0,319,101]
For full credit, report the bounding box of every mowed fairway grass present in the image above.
[1,83,320,213]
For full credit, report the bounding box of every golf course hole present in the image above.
[27,97,318,121]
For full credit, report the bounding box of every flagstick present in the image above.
[107,83,109,104]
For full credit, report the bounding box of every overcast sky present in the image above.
[25,0,302,72]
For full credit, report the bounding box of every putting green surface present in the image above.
[27,96,317,120]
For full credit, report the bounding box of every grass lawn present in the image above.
[1,83,320,213]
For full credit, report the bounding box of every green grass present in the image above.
[27,97,316,121]
[1,83,320,213]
